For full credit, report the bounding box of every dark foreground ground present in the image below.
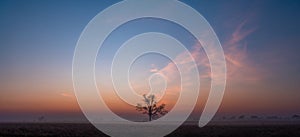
[0,123,300,137]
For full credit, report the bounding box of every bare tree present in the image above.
[136,94,168,121]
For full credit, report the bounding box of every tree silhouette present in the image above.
[136,94,168,121]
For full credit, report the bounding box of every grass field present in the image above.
[0,123,300,137]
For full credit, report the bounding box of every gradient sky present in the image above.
[0,0,300,122]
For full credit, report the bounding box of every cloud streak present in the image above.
[150,17,261,92]
[224,18,260,82]
[60,91,74,98]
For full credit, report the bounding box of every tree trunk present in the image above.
[149,114,152,121]
[148,106,152,121]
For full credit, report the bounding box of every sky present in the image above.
[0,0,300,122]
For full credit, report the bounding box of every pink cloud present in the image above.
[154,17,262,88]
[149,68,159,73]
[149,64,159,73]
[223,19,261,82]
[60,91,74,98]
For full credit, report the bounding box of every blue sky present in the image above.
[0,0,300,122]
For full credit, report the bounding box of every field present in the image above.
[0,123,300,137]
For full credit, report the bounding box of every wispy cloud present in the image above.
[151,17,261,88]
[149,64,159,73]
[60,91,74,98]
[224,18,260,82]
